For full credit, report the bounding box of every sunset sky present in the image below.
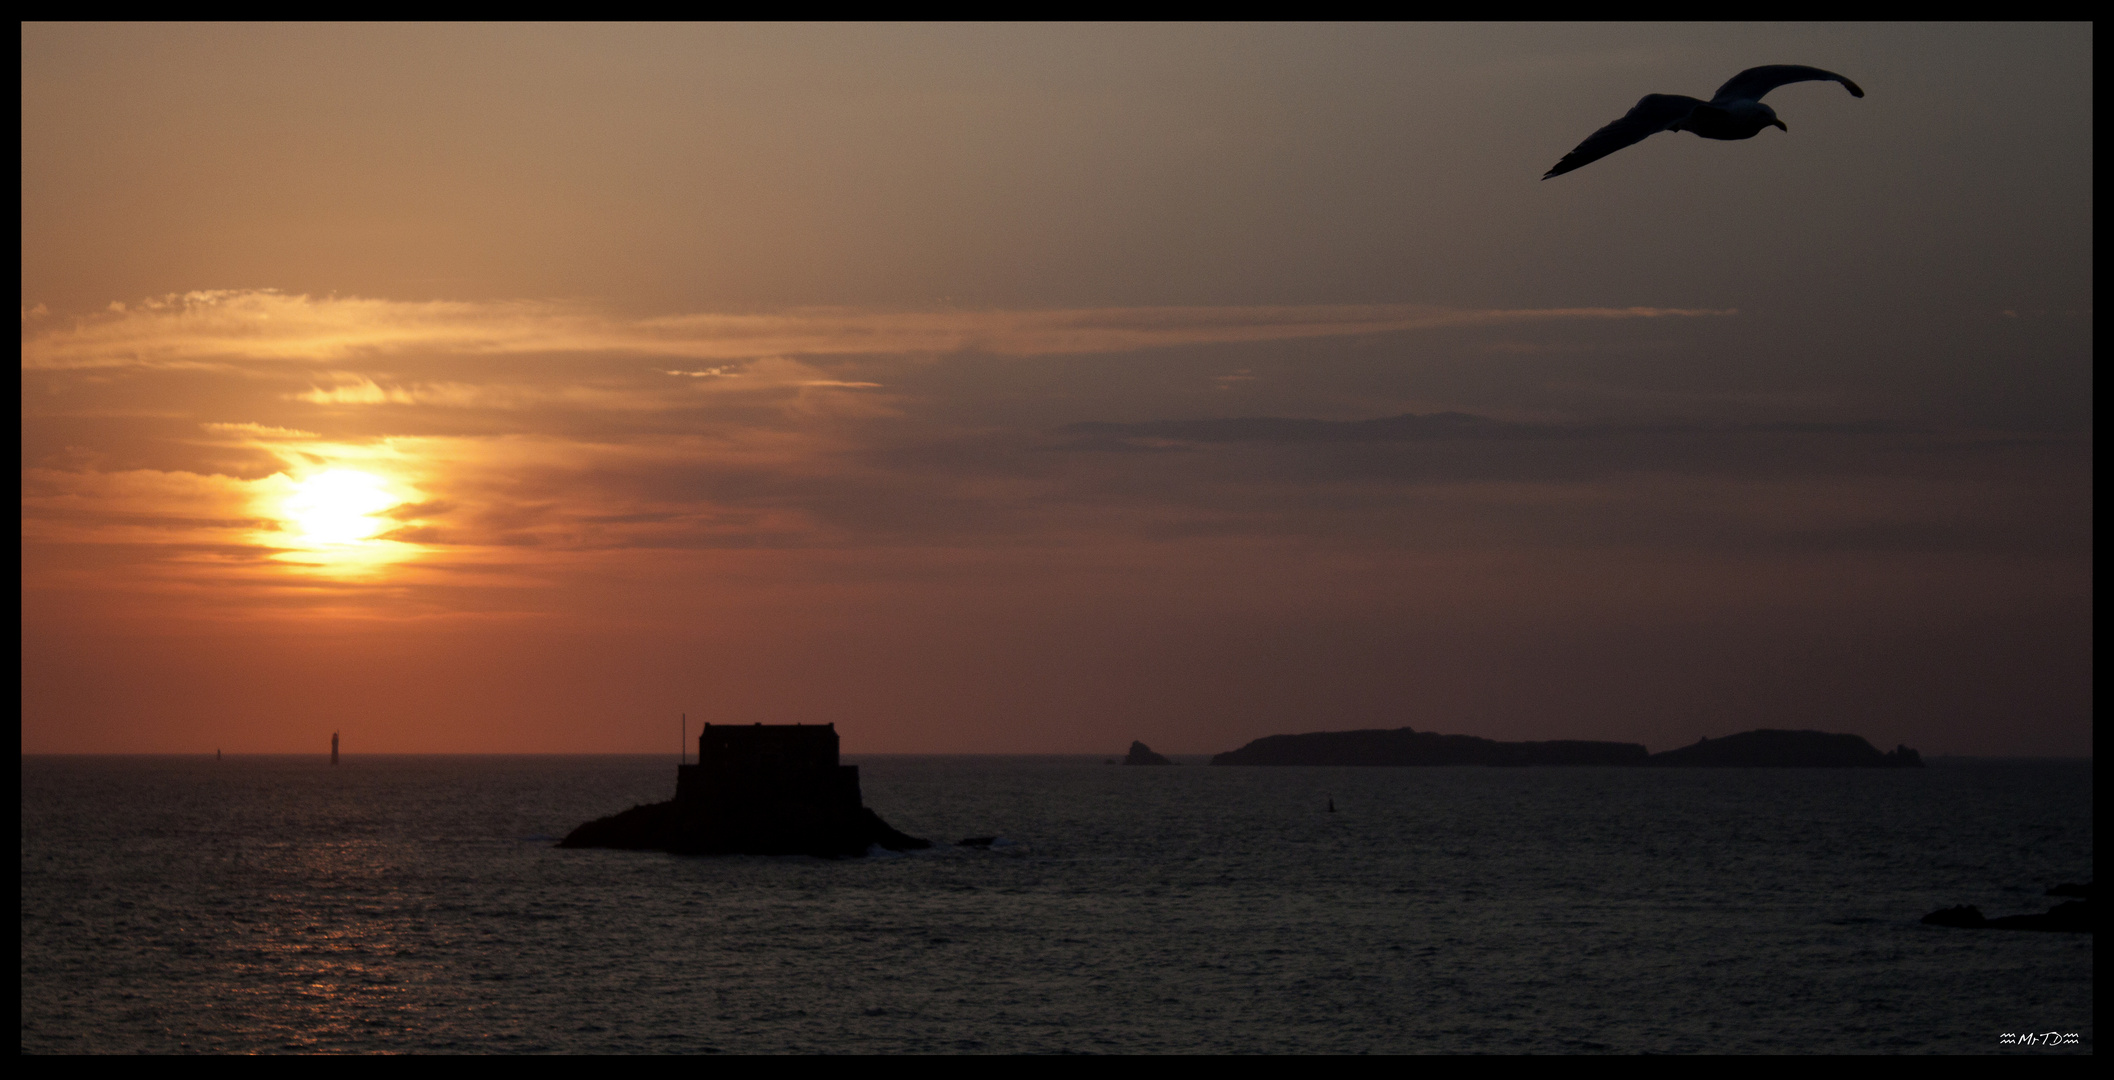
[21,24,2091,755]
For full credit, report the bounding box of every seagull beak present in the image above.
[1772,119,1789,132]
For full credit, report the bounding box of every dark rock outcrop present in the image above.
[1646,729,1923,767]
[1124,741,1174,766]
[1209,727,1648,766]
[561,798,927,858]
[1920,905,1987,928]
[560,722,930,858]
[1922,900,2091,933]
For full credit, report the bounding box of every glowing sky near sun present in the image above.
[20,24,2093,756]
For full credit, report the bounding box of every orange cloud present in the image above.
[21,290,1734,370]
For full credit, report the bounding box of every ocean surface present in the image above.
[20,755,2093,1054]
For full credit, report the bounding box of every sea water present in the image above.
[19,755,2093,1054]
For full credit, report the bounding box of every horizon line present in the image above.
[19,751,2094,762]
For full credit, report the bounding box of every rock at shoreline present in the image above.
[1124,741,1173,766]
[560,798,929,858]
[1920,905,1987,928]
[1922,900,2091,933]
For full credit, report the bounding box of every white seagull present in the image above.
[1543,65,1864,180]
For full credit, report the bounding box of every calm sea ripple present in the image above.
[19,755,2093,1054]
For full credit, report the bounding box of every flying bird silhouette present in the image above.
[1543,65,1864,180]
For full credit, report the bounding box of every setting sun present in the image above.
[260,466,425,576]
[280,469,398,545]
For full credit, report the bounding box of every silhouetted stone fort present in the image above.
[678,723,863,808]
[561,723,930,857]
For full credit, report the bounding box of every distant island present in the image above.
[561,723,931,857]
[1209,727,1922,768]
[1646,729,1922,767]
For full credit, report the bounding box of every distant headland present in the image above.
[1645,729,1922,767]
[560,723,931,857]
[1207,727,1922,768]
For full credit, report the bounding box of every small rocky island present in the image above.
[1123,741,1173,765]
[1209,727,1922,767]
[561,723,930,857]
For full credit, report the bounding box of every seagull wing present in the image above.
[1542,94,1701,179]
[1710,65,1864,105]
